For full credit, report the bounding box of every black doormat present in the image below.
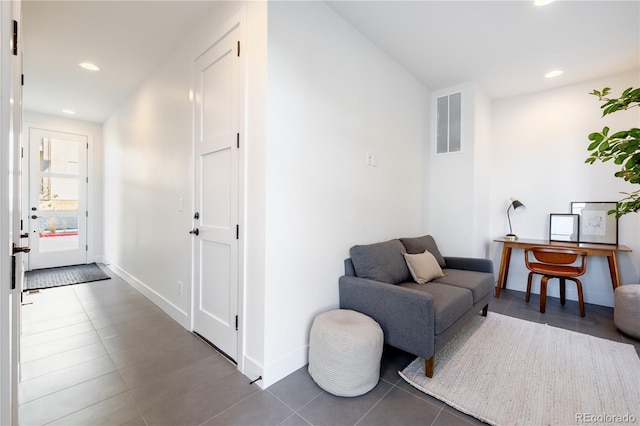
[24,263,111,291]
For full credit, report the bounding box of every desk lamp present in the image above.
[506,197,525,241]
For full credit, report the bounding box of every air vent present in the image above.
[436,92,461,154]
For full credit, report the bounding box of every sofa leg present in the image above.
[425,356,434,378]
[481,304,488,317]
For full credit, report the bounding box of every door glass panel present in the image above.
[40,138,79,174]
[37,214,79,252]
[39,177,79,211]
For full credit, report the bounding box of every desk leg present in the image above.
[495,246,512,298]
[606,252,621,291]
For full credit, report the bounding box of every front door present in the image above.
[192,23,241,361]
[27,128,88,270]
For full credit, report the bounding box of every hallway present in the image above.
[19,267,250,425]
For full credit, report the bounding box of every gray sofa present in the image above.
[338,235,494,377]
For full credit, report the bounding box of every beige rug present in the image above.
[399,313,640,426]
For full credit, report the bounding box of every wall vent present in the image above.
[436,92,462,154]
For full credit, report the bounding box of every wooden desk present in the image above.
[494,237,632,298]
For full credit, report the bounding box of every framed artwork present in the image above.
[549,213,579,242]
[571,202,618,245]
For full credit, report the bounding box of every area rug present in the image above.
[24,263,111,291]
[399,313,640,426]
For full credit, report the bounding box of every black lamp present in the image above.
[505,197,525,240]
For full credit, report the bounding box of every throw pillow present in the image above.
[402,251,445,284]
[399,235,447,268]
[350,239,412,284]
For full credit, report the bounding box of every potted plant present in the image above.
[586,87,640,217]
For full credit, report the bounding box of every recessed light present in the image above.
[62,109,76,115]
[545,70,563,78]
[534,0,554,6]
[79,62,100,71]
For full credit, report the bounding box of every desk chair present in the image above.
[524,247,588,317]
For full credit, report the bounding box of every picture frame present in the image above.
[571,201,618,245]
[549,213,579,242]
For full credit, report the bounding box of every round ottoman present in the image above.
[614,284,640,340]
[308,309,383,397]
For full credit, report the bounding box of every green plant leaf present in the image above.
[611,130,630,139]
[587,87,640,217]
[588,132,604,142]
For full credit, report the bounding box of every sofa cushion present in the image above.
[400,235,446,268]
[432,269,494,304]
[402,251,445,284]
[350,239,410,284]
[399,282,473,334]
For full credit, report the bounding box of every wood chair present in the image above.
[524,247,588,317]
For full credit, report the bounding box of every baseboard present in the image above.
[262,344,309,388]
[242,354,265,389]
[104,262,191,330]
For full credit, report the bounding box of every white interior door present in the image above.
[192,24,241,361]
[27,128,88,270]
[1,1,23,423]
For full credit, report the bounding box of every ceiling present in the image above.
[22,1,220,123]
[22,1,640,124]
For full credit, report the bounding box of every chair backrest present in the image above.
[524,247,588,276]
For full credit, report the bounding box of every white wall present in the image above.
[242,0,268,384]
[262,1,428,386]
[428,83,492,258]
[489,70,640,307]
[102,1,270,383]
[102,2,258,329]
[22,111,104,264]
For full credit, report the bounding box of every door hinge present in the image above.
[21,147,23,158]
[86,211,88,217]
[86,177,89,183]
[237,133,240,149]
[21,74,24,86]
[237,41,240,57]
[11,254,16,289]
[235,315,238,331]
[236,224,239,240]
[11,20,18,56]
[86,245,88,251]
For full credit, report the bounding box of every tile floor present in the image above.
[18,267,640,426]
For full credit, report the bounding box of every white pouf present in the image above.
[308,309,383,397]
[614,284,640,340]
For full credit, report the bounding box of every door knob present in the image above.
[20,233,29,238]
[31,215,39,219]
[189,229,199,236]
[12,244,30,254]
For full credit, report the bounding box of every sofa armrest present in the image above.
[444,256,494,274]
[339,275,435,359]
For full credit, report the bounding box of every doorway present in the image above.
[26,127,88,270]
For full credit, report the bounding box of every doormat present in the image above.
[24,263,111,291]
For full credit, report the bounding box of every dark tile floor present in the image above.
[18,268,640,425]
